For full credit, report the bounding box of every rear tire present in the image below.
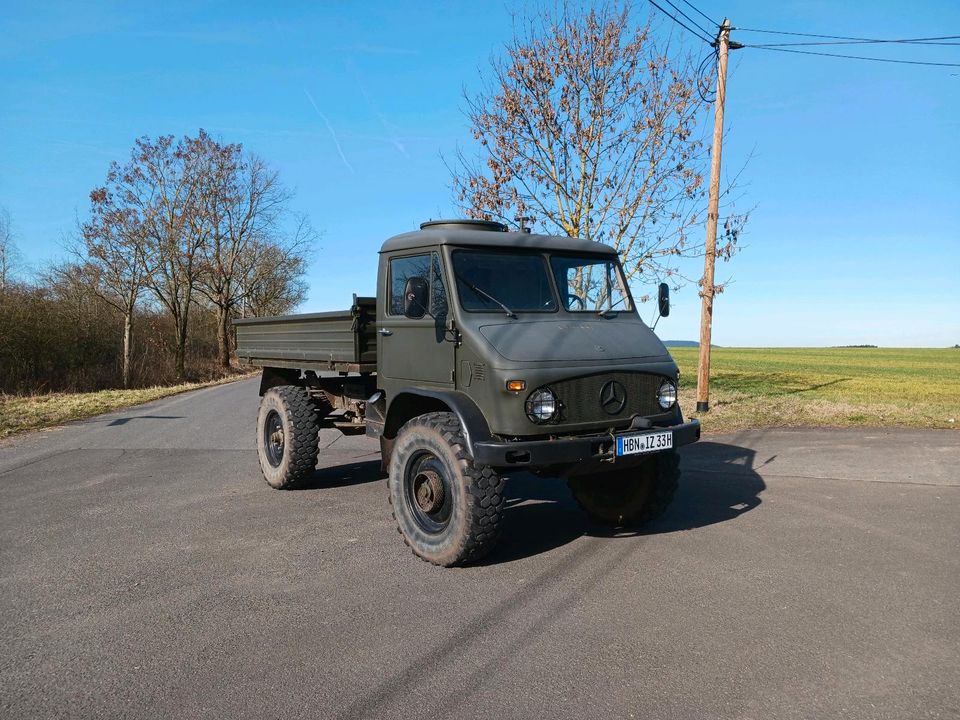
[388,412,505,567]
[568,450,679,528]
[256,385,319,490]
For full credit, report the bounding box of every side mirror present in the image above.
[403,277,429,319]
[658,282,670,318]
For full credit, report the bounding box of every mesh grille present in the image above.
[551,372,665,424]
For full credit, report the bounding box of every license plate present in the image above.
[616,430,673,457]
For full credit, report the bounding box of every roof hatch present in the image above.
[419,219,507,233]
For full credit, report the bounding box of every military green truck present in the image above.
[236,219,700,566]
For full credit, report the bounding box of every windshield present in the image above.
[452,250,557,312]
[550,255,633,313]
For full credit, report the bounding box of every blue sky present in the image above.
[1,0,958,347]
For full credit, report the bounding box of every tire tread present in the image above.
[388,411,505,566]
[258,385,319,490]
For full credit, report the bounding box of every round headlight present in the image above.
[657,380,677,410]
[525,388,558,423]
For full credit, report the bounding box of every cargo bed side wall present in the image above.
[235,298,377,370]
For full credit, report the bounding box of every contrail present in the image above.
[303,88,355,174]
[356,82,409,159]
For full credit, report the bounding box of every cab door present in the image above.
[377,251,455,387]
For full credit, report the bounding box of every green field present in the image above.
[2,350,957,439]
[671,347,959,434]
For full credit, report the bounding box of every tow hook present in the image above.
[600,430,618,463]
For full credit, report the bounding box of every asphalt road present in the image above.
[2,379,958,720]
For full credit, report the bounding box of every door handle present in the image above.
[379,328,393,336]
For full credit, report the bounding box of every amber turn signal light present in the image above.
[506,380,526,392]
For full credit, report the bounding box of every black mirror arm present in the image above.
[651,282,670,330]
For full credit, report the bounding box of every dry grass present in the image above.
[0,373,255,439]
[672,347,960,435]
[3,348,958,439]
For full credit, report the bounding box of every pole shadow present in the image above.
[106,415,183,426]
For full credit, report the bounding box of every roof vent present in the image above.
[419,219,507,233]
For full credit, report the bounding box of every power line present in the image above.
[660,0,716,40]
[678,0,720,29]
[736,27,960,43]
[743,45,960,67]
[695,45,719,102]
[750,35,960,48]
[647,0,714,44]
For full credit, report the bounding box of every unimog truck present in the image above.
[236,219,700,566]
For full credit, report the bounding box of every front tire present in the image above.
[568,450,680,528]
[388,412,505,567]
[256,385,319,489]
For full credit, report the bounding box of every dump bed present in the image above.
[235,295,376,373]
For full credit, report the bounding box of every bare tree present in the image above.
[242,235,309,318]
[195,146,303,368]
[107,132,214,380]
[451,1,744,292]
[82,185,151,387]
[76,130,314,383]
[0,207,20,290]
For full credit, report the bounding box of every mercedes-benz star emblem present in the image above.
[599,380,627,415]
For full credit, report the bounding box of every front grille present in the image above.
[551,372,665,424]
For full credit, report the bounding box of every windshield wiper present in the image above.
[455,274,516,318]
[596,295,628,317]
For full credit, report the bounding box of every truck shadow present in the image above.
[480,441,766,565]
[295,459,385,490]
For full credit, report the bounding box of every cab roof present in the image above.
[379,224,617,256]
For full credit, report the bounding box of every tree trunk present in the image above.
[122,311,133,389]
[175,310,188,382]
[216,305,231,369]
[175,336,186,381]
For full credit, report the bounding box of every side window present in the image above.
[389,253,448,316]
[390,254,430,316]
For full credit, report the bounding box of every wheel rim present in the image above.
[404,451,453,535]
[264,410,285,467]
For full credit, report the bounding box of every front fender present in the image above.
[383,388,493,460]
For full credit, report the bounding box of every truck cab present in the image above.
[374,219,698,459]
[237,219,699,566]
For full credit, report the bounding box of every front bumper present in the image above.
[472,419,700,468]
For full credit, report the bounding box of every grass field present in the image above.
[671,347,959,434]
[0,374,254,439]
[2,350,957,439]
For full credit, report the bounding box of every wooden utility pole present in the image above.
[696,18,732,413]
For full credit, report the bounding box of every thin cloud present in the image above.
[355,82,409,159]
[303,88,355,174]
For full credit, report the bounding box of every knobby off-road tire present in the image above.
[568,449,680,528]
[256,385,320,490]
[388,412,505,567]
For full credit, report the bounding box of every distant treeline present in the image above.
[833,345,879,348]
[1,281,221,392]
[0,130,313,395]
